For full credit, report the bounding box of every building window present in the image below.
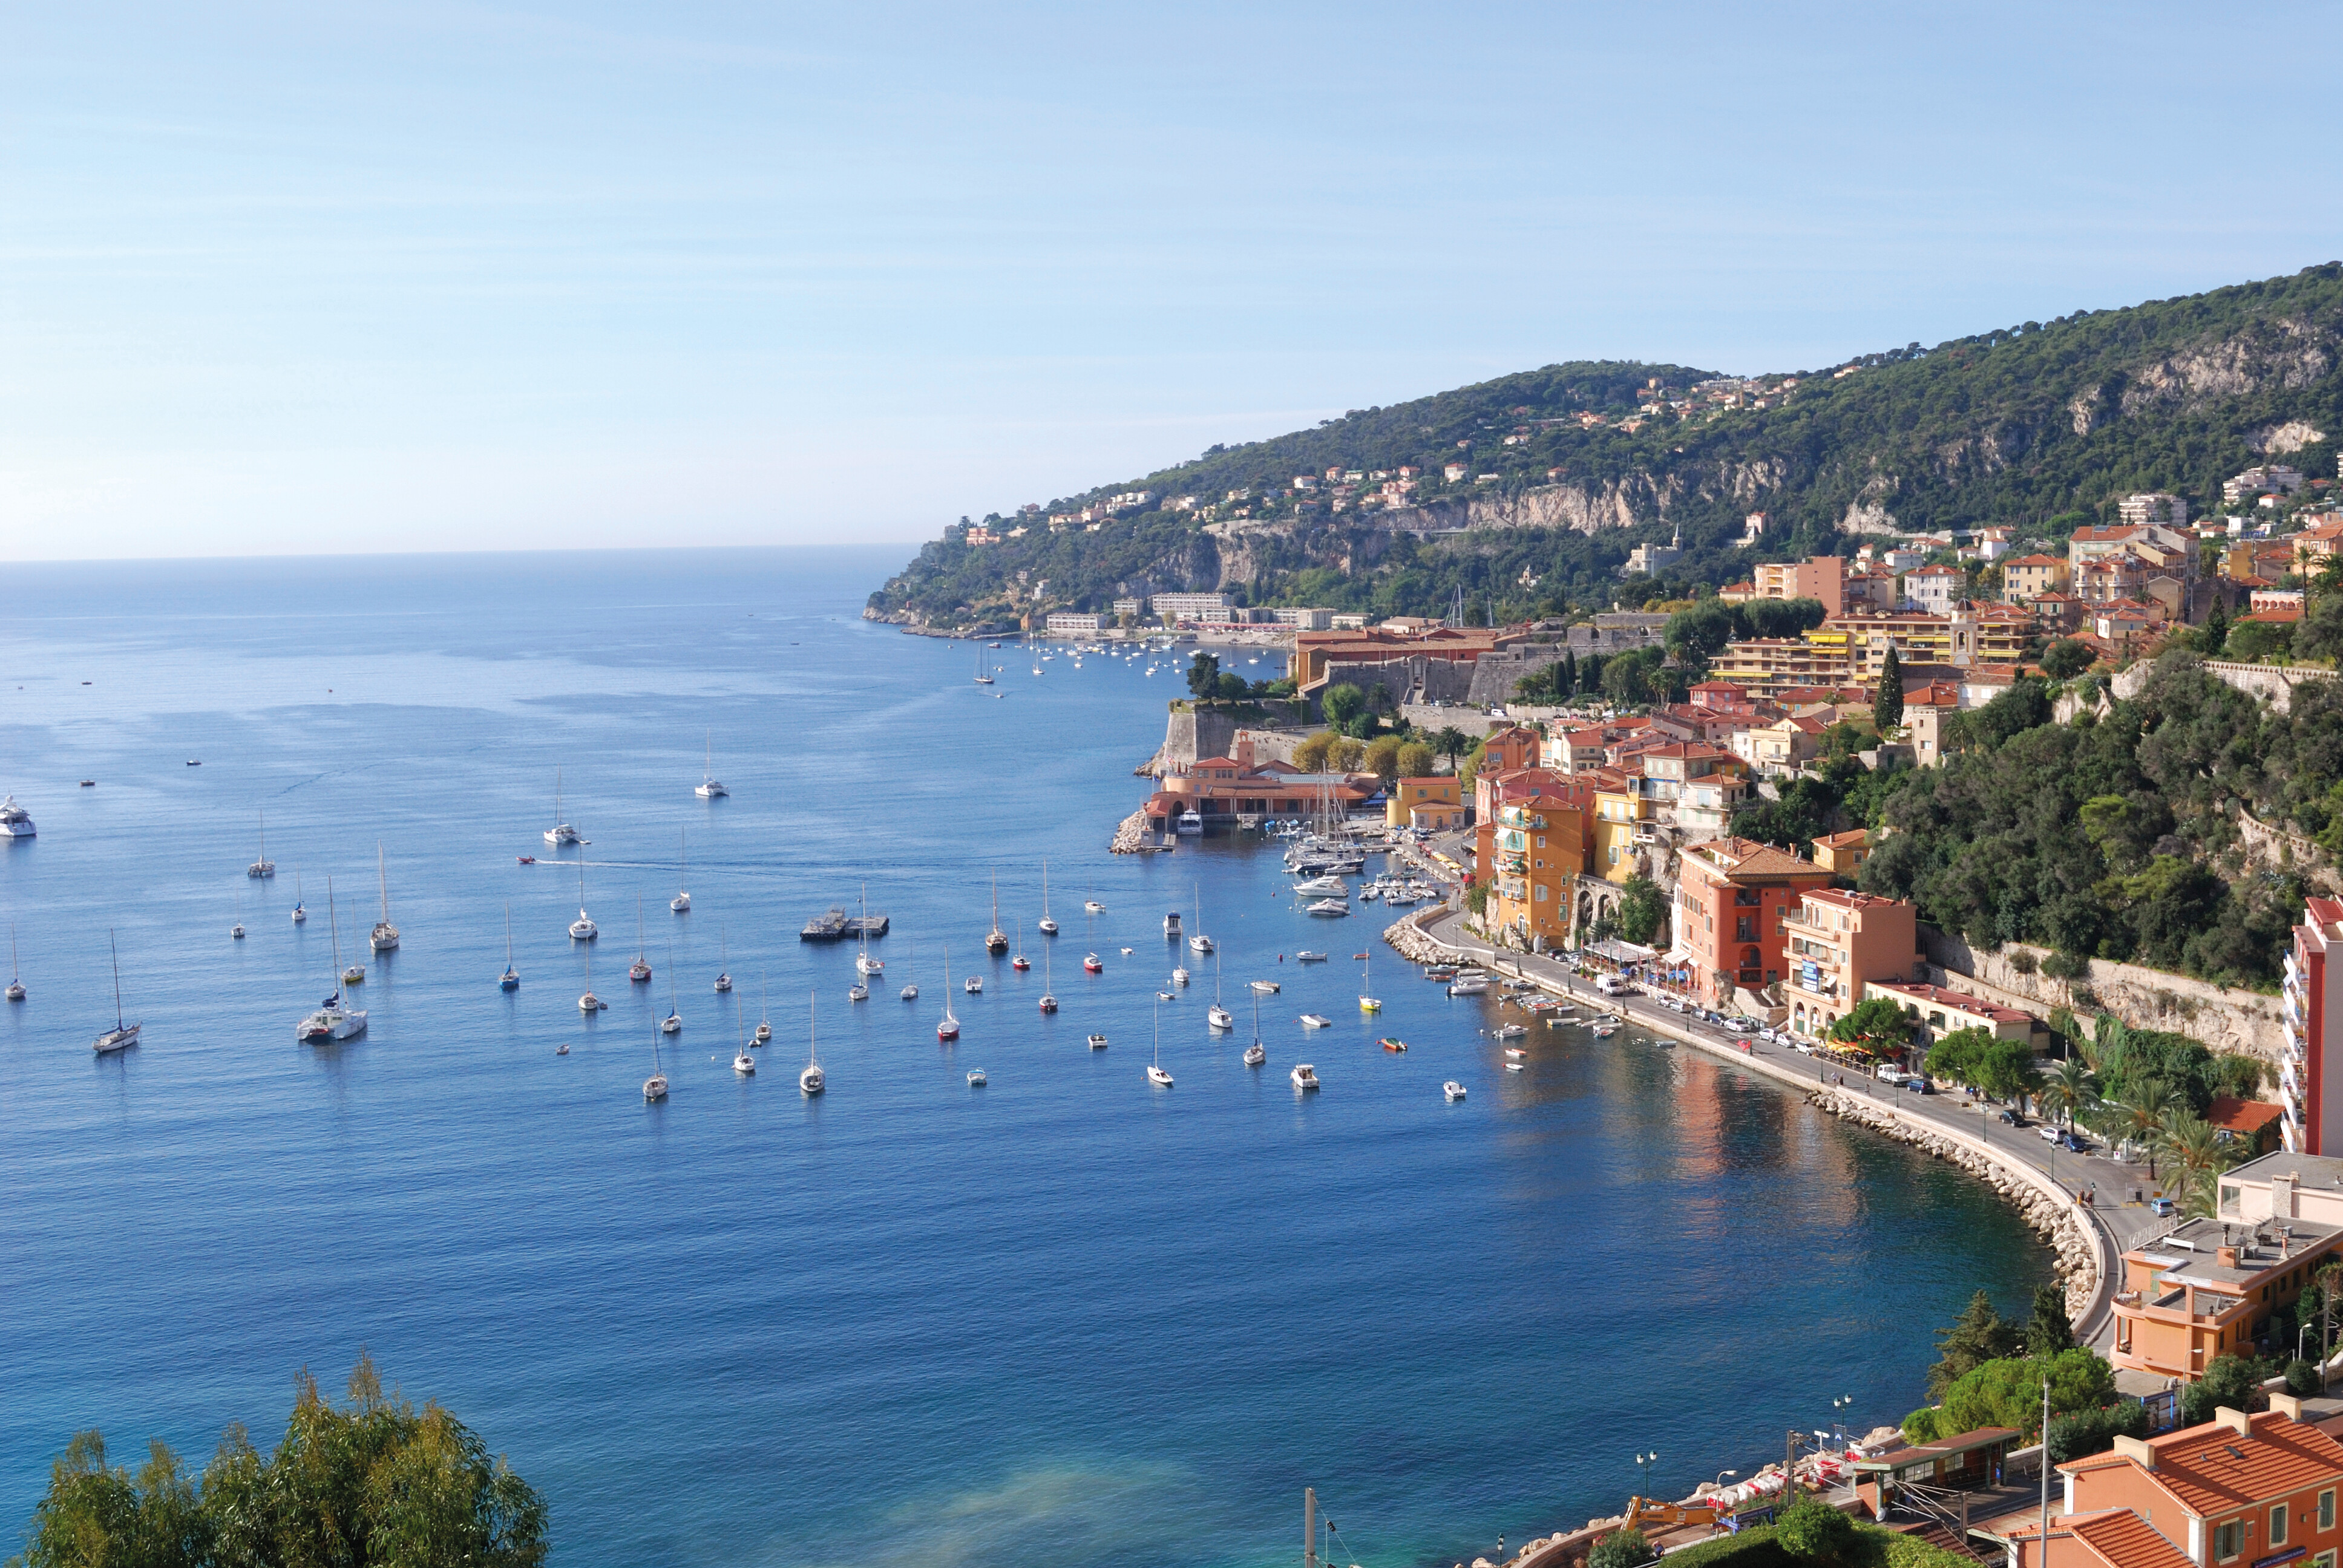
[2272,1506,2287,1547]
[2215,1520,2244,1561]
[1737,917,1756,941]
[2321,1491,2336,1532]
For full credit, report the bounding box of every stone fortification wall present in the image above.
[1919,927,2283,1063]
[2106,656,2338,716]
[1319,654,1477,710]
[1400,704,1499,737]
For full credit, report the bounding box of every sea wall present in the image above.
[1918,927,2284,1063]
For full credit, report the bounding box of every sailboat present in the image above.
[92,930,141,1053]
[1243,990,1266,1067]
[1012,919,1029,972]
[972,645,995,685]
[1147,999,1173,1086]
[1207,941,1233,1031]
[670,829,691,913]
[696,730,729,799]
[500,902,520,990]
[937,951,960,1040]
[580,939,601,1014]
[714,929,732,992]
[984,877,1008,955]
[545,769,582,846]
[1359,943,1382,1013]
[291,869,307,924]
[629,897,652,982]
[643,1021,669,1101]
[298,886,367,1042]
[1038,860,1058,935]
[341,886,367,982]
[1038,941,1057,1013]
[247,809,275,878]
[6,924,22,1001]
[369,844,399,952]
[854,884,883,974]
[1188,881,1212,955]
[755,972,772,1043]
[232,892,246,941]
[663,947,681,1033]
[900,942,919,1001]
[569,861,597,940]
[732,994,755,1075]
[799,991,825,1094]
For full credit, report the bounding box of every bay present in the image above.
[0,546,2051,1568]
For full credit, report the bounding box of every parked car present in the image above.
[1997,1109,2027,1126]
[2037,1122,2068,1143]
[2149,1197,2176,1217]
[2059,1132,2091,1152]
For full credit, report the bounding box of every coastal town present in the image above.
[1061,460,2343,1568]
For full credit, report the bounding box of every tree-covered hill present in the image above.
[871,263,2343,629]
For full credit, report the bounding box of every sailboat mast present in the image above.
[327,879,342,985]
[110,930,123,1029]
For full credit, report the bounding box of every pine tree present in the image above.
[1928,1288,2020,1398]
[2203,596,2230,658]
[1561,651,1578,697]
[2024,1282,2077,1356]
[1875,645,1905,731]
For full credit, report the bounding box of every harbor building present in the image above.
[1386,777,1463,831]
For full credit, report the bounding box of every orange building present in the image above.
[1387,777,1463,831]
[1778,887,1918,1041]
[2110,1215,2343,1382]
[1487,773,1593,951]
[1812,828,1872,876]
[1669,838,1833,1008]
[2010,1403,2343,1568]
[1470,725,1545,872]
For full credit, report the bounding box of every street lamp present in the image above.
[1636,1451,1660,1496]
[1715,1469,1738,1491]
[1830,1396,1855,1445]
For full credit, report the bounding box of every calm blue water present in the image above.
[0,547,2052,1568]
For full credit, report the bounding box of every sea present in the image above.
[0,546,2053,1568]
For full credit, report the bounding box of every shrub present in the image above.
[1590,1528,1655,1568]
[1777,1498,1855,1564]
[2046,1400,2149,1463]
[2181,1353,2267,1425]
[2288,1359,2321,1397]
[1662,1526,1790,1568]
[2041,950,2092,981]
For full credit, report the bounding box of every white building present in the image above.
[1112,597,1144,618]
[1150,592,1232,621]
[1044,612,1106,634]
[2117,492,2191,528]
[2225,466,2307,505]
[1903,564,1963,615]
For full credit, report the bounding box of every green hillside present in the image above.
[870,263,2343,629]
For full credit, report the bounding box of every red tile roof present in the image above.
[2065,1412,2343,1518]
[2209,1097,2285,1135]
[2006,1508,2194,1568]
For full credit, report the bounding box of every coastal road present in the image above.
[1394,892,2174,1359]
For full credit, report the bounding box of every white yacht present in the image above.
[544,769,582,844]
[1293,875,1348,898]
[1289,1063,1320,1091]
[299,886,367,1042]
[630,897,652,982]
[581,942,602,1014]
[1243,1042,1265,1067]
[1163,910,1182,939]
[1444,1080,1469,1101]
[1087,1032,1108,1049]
[247,810,275,877]
[0,795,34,838]
[1187,884,1211,953]
[1306,898,1351,917]
[1172,966,1189,986]
[967,1068,986,1087]
[755,973,772,1043]
[714,930,732,993]
[93,930,142,1054]
[695,731,728,799]
[938,950,960,1040]
[1147,1003,1173,1087]
[963,974,981,995]
[801,993,825,1095]
[644,1027,668,1102]
[369,845,399,953]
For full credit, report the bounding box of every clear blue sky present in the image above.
[5,2,2339,560]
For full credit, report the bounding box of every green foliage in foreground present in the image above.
[1662,1521,1973,1568]
[1904,1348,2114,1443]
[9,1356,546,1568]
[1589,1527,1655,1568]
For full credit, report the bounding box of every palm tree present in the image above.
[2100,1082,2186,1178]
[2157,1111,2236,1218]
[2039,1057,2100,1131]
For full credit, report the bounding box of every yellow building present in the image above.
[1711,609,2031,697]
[1489,795,1588,950]
[1387,776,1462,831]
[1591,775,1651,882]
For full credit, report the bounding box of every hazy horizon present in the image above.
[8,2,2342,561]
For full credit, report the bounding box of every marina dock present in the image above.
[799,908,890,941]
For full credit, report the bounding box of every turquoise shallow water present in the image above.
[0,547,2053,1568]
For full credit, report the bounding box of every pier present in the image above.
[799,908,890,941]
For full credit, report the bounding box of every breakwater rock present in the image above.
[1110,809,1155,854]
[1384,910,1451,964]
[1810,1089,2097,1316]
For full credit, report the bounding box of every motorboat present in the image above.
[1293,876,1348,897]
[1424,965,1458,981]
[556,1044,569,1055]
[1297,951,1327,964]
[1289,1063,1320,1091]
[0,795,33,838]
[1251,980,1280,994]
[1163,910,1182,939]
[1504,1047,1530,1059]
[1176,810,1203,836]
[1380,1037,1407,1052]
[1307,899,1350,917]
[1494,1022,1527,1039]
[247,810,274,877]
[964,975,982,994]
[696,731,729,799]
[1448,977,1489,996]
[1085,900,1106,913]
[1444,1080,1468,1101]
[1155,989,1175,1002]
[1591,1024,1619,1039]
[369,844,399,953]
[967,1068,986,1087]
[1083,952,1103,973]
[1506,1060,1526,1071]
[1088,1032,1108,1049]
[1299,1013,1332,1028]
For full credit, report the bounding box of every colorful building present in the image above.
[1486,775,1592,951]
[2281,896,2343,1155]
[1811,828,1871,876]
[2111,1210,2343,1379]
[1387,777,1462,831]
[1670,838,1834,1008]
[1779,889,1919,1040]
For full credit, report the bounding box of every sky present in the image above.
[4,2,2342,561]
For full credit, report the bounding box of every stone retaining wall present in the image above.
[1918,927,2283,1063]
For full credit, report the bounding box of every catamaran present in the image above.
[544,769,582,846]
[695,730,729,799]
[247,809,275,878]
[298,884,367,1042]
[93,930,141,1054]
[369,844,399,953]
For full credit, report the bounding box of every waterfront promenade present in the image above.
[1381,838,2174,1364]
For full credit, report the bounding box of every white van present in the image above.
[1594,976,1630,997]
